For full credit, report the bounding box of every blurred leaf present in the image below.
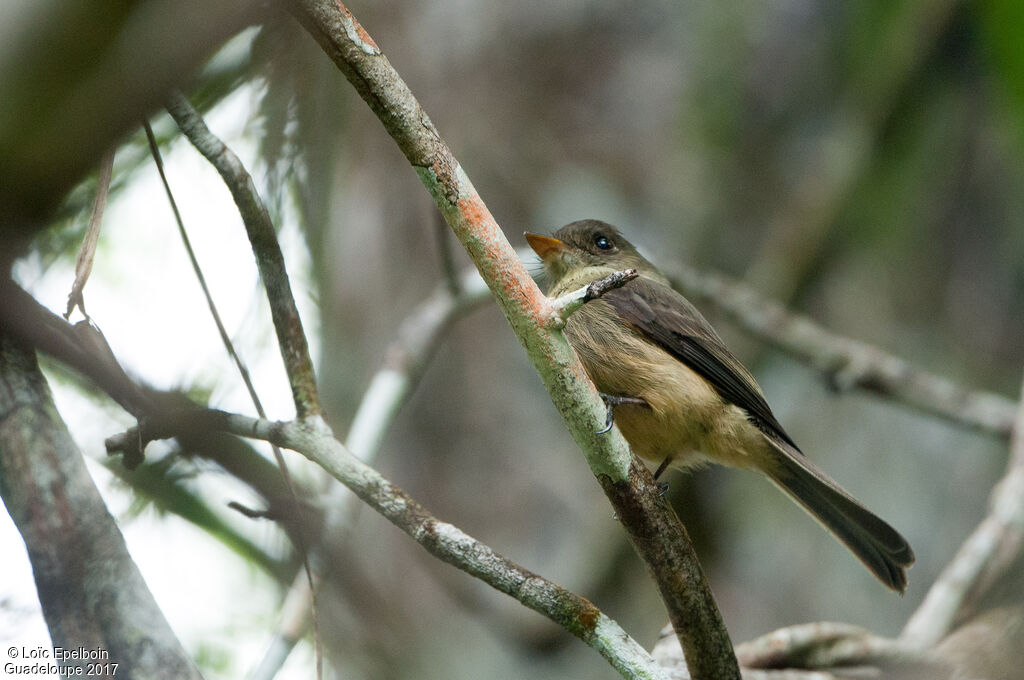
[106,454,292,582]
[23,28,262,271]
[977,0,1024,143]
[251,18,349,266]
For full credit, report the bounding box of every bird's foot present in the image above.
[596,392,648,434]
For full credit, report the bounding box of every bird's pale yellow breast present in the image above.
[563,298,762,471]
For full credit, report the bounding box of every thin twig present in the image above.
[654,622,944,679]
[227,501,278,520]
[249,265,492,680]
[734,623,931,669]
[65,149,115,320]
[107,410,670,680]
[900,371,1024,647]
[289,3,738,676]
[669,264,1017,438]
[164,90,321,418]
[102,457,291,582]
[142,122,267,422]
[144,117,323,679]
[548,268,638,327]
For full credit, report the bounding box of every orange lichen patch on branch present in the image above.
[567,355,595,385]
[336,1,379,54]
[455,192,551,326]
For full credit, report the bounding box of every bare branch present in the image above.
[3,273,689,680]
[734,623,930,669]
[2,297,320,581]
[669,264,1017,438]
[65,149,115,320]
[901,371,1024,647]
[655,622,948,679]
[142,120,271,420]
[289,3,737,675]
[151,103,324,674]
[165,90,321,418]
[548,268,639,328]
[249,265,494,679]
[108,411,670,680]
[0,336,203,679]
[0,281,154,418]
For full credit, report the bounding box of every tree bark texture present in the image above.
[0,335,203,680]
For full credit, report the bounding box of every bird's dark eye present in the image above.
[594,234,612,250]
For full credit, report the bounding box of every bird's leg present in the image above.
[653,457,673,495]
[596,392,648,434]
[653,456,672,480]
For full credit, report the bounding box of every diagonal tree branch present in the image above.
[0,281,156,418]
[156,95,325,677]
[164,90,321,418]
[288,3,738,677]
[106,410,670,680]
[21,228,666,679]
[250,261,511,679]
[0,335,204,680]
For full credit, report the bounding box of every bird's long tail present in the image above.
[763,439,915,593]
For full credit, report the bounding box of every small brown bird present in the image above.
[526,220,914,592]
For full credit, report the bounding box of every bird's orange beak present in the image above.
[524,233,567,261]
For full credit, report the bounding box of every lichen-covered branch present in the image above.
[289,3,737,676]
[0,281,155,417]
[649,377,1024,677]
[0,335,203,679]
[250,264,494,680]
[549,268,639,328]
[107,411,669,680]
[654,621,948,679]
[669,264,1017,438]
[153,99,325,670]
[165,91,321,418]
[901,372,1024,647]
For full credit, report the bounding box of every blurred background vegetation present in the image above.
[4,0,1024,678]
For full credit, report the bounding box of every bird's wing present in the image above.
[602,278,799,451]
